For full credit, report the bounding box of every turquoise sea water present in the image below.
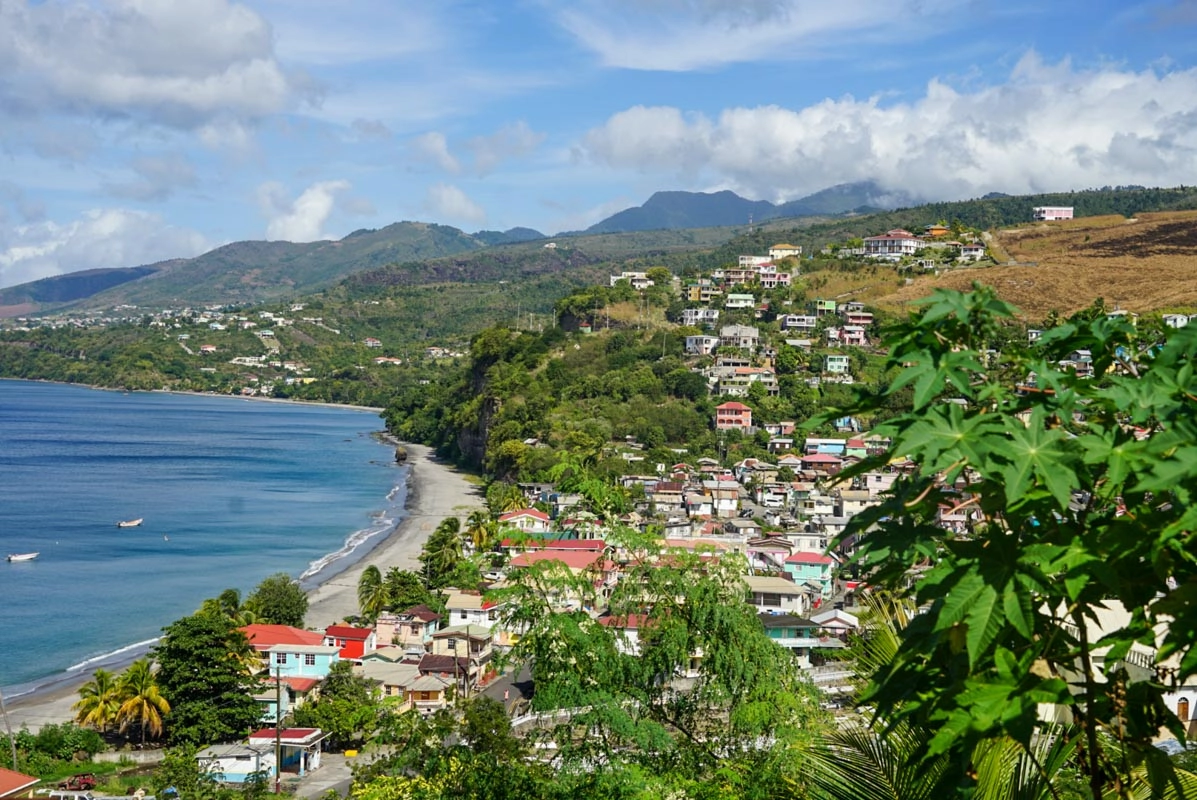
[0,380,407,699]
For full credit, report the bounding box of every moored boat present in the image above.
[116,518,144,528]
[7,552,39,562]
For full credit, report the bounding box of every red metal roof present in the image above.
[240,624,323,650]
[801,453,843,463]
[499,538,605,551]
[499,508,550,521]
[509,550,609,571]
[716,401,751,411]
[0,767,39,799]
[281,676,320,692]
[324,624,372,640]
[786,552,834,565]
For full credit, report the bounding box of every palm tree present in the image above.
[357,564,389,621]
[73,668,121,733]
[420,518,465,588]
[465,510,498,553]
[115,658,170,745]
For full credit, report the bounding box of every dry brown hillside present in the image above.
[874,211,1197,319]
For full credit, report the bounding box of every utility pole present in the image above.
[274,665,282,794]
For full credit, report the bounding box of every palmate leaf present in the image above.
[895,404,1006,476]
[999,408,1078,510]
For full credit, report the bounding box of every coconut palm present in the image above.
[116,658,170,744]
[357,564,389,621]
[419,518,465,588]
[73,668,122,733]
[465,510,498,553]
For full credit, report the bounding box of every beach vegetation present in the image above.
[115,658,170,745]
[153,613,261,746]
[72,668,123,734]
[357,565,390,622]
[291,661,380,752]
[419,518,467,589]
[0,723,106,779]
[244,572,308,628]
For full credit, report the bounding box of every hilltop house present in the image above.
[864,229,920,258]
[714,401,753,431]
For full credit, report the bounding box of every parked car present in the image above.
[58,774,97,791]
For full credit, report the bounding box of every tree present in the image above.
[292,662,379,751]
[154,613,262,746]
[383,568,439,613]
[821,285,1197,797]
[116,658,171,744]
[464,510,498,553]
[420,518,465,589]
[460,696,525,762]
[72,669,121,733]
[358,565,389,622]
[245,572,308,627]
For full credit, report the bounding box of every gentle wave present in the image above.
[65,637,161,674]
[299,517,394,581]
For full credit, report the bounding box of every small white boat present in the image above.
[7,552,39,562]
[116,518,144,528]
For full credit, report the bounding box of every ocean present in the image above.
[0,380,407,699]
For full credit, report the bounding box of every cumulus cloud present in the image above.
[105,154,198,202]
[0,208,211,289]
[410,132,461,173]
[467,122,546,175]
[0,0,305,129]
[549,0,959,71]
[424,183,486,225]
[258,180,353,242]
[579,54,1197,203]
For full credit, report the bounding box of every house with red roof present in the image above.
[0,767,38,800]
[498,507,552,533]
[864,229,920,258]
[241,624,324,653]
[323,624,377,662]
[246,728,327,777]
[800,453,843,475]
[715,401,752,431]
[784,552,836,598]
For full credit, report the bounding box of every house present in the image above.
[714,401,753,431]
[864,229,920,257]
[681,308,720,328]
[843,310,874,327]
[757,613,830,667]
[246,728,326,777]
[406,674,455,715]
[923,224,951,237]
[363,337,382,348]
[1163,314,1191,329]
[783,552,836,598]
[265,644,340,679]
[442,589,504,629]
[719,324,759,350]
[498,508,551,533]
[717,367,778,397]
[685,335,720,355]
[377,604,441,651]
[196,743,276,784]
[422,625,495,693]
[769,244,802,260]
[801,453,843,476]
[779,314,818,332]
[649,481,685,515]
[609,271,654,290]
[242,624,324,656]
[724,293,756,310]
[323,625,377,662]
[823,355,851,374]
[199,344,217,354]
[739,255,772,268]
[0,768,39,800]
[1032,206,1073,221]
[758,267,792,289]
[959,244,986,261]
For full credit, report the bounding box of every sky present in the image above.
[2,0,1197,289]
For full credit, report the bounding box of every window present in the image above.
[274,653,287,665]
[446,637,457,650]
[460,611,468,619]
[762,593,782,607]
[304,654,316,666]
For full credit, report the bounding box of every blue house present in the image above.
[266,644,340,679]
[783,552,836,598]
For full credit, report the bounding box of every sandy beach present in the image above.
[3,442,483,732]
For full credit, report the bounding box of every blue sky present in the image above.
[2,0,1196,289]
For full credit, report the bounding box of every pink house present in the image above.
[715,401,753,431]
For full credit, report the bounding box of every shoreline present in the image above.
[3,441,483,732]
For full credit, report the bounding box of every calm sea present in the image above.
[0,380,407,699]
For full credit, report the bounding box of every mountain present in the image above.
[581,181,915,234]
[0,222,494,315]
[471,227,546,246]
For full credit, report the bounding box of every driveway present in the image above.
[293,753,354,799]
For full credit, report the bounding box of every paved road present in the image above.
[293,753,354,799]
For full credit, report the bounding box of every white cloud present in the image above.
[258,180,352,242]
[579,55,1197,203]
[549,0,961,71]
[424,183,486,225]
[410,132,461,173]
[467,122,546,175]
[0,208,210,289]
[0,0,305,129]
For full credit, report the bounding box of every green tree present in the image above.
[358,565,389,622]
[72,669,122,733]
[116,658,171,744]
[244,573,308,628]
[460,696,525,762]
[420,518,465,589]
[292,662,379,751]
[383,568,440,612]
[154,613,262,746]
[821,285,1197,797]
[152,745,220,800]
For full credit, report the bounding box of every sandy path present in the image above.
[3,443,483,732]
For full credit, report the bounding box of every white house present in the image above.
[724,293,756,310]
[682,308,720,328]
[498,508,551,533]
[864,230,920,257]
[720,325,759,350]
[609,271,654,290]
[685,335,721,355]
[1033,206,1074,221]
[769,244,802,260]
[746,574,812,616]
